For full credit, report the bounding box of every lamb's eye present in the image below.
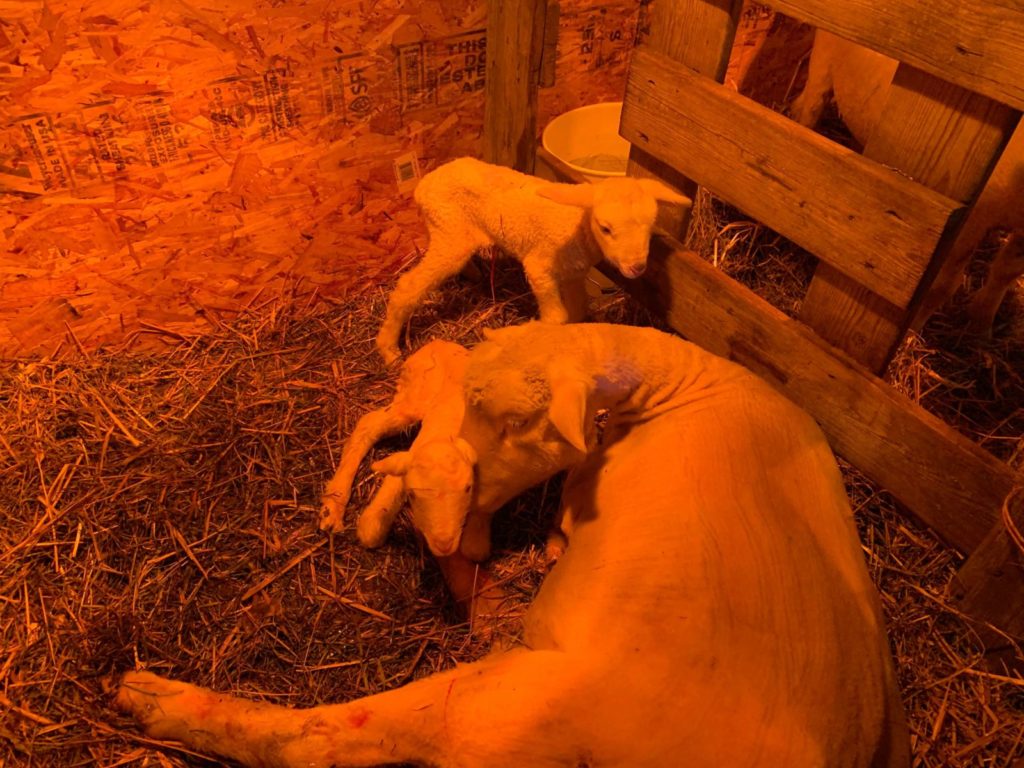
[463,484,472,494]
[599,224,612,236]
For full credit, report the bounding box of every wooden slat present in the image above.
[603,234,1019,556]
[799,66,1019,371]
[764,0,1024,112]
[625,0,743,241]
[954,504,1024,648]
[483,0,548,172]
[622,46,961,309]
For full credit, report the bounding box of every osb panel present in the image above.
[0,0,772,357]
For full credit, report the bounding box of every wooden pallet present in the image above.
[485,0,1024,648]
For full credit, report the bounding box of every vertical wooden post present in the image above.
[484,0,549,173]
[625,0,744,241]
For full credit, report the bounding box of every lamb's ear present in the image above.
[536,182,596,208]
[371,452,412,477]
[547,373,593,453]
[451,436,478,466]
[636,178,692,207]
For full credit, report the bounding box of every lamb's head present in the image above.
[537,177,691,279]
[459,324,598,515]
[372,437,477,557]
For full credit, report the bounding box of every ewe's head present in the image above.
[537,177,690,279]
[372,437,477,557]
[460,324,597,514]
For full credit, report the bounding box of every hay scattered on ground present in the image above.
[0,250,1022,767]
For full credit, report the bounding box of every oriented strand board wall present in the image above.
[0,0,642,355]
[0,0,772,356]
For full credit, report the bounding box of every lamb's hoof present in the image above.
[319,497,345,533]
[544,531,568,563]
[115,671,202,739]
[356,514,388,549]
[375,340,402,367]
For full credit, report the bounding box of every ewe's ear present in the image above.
[547,374,593,453]
[536,182,596,208]
[637,178,692,207]
[451,436,478,466]
[371,452,412,477]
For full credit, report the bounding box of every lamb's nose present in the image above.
[431,537,458,557]
[625,264,646,278]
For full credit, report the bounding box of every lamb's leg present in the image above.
[116,649,578,768]
[321,407,419,533]
[376,237,480,364]
[522,253,571,324]
[436,552,509,622]
[355,475,406,548]
[560,274,589,323]
[460,509,495,563]
[966,233,1024,335]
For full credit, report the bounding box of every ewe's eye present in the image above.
[463,483,472,494]
[501,416,528,439]
[599,224,612,236]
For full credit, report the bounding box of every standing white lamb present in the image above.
[375,156,690,363]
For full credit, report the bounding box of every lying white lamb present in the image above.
[319,339,474,556]
[320,337,537,565]
[375,156,690,363]
[117,322,909,768]
[319,338,504,618]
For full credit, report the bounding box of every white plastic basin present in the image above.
[541,101,629,182]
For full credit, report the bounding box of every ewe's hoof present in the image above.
[115,671,196,736]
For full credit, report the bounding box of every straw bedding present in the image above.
[1,240,1022,766]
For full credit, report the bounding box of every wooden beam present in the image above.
[953,495,1024,650]
[622,47,960,309]
[764,0,1024,112]
[606,234,1019,557]
[625,0,743,241]
[483,0,548,172]
[799,67,1018,371]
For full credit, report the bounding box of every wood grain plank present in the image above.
[622,46,961,308]
[799,66,1018,371]
[603,234,1018,556]
[765,0,1024,111]
[625,0,743,241]
[483,0,548,172]
[953,501,1024,647]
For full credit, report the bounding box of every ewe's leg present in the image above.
[320,407,418,533]
[790,32,832,129]
[117,649,578,768]
[355,475,406,548]
[522,253,570,324]
[376,235,480,364]
[966,233,1024,335]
